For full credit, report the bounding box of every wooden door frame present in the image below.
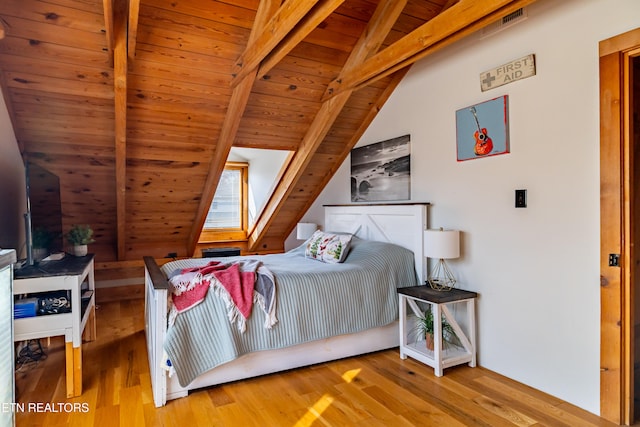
[600,27,640,425]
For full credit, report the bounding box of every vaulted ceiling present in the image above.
[0,0,535,262]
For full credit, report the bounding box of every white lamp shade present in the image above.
[297,222,317,240]
[424,229,460,259]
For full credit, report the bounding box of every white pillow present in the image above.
[305,230,352,263]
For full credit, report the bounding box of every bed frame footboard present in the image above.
[144,256,187,407]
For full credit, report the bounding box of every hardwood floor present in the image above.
[14,299,617,427]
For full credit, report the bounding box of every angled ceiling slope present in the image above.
[0,0,536,262]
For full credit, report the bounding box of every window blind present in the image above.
[205,169,241,229]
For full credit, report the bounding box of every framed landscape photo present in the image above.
[455,95,509,161]
[350,134,411,202]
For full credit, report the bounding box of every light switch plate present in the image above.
[515,189,527,208]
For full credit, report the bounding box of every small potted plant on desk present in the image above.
[414,308,461,351]
[66,224,94,257]
[31,227,53,261]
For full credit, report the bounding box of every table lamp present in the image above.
[296,222,317,240]
[424,228,460,291]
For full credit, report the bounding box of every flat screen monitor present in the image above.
[25,162,64,262]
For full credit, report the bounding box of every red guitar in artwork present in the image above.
[470,107,493,156]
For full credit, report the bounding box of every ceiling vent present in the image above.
[481,7,528,38]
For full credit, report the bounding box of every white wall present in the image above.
[291,0,640,414]
[0,87,25,256]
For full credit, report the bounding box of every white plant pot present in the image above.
[73,245,88,257]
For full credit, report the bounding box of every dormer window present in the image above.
[201,162,248,241]
[197,148,292,245]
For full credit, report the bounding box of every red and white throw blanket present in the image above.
[168,259,277,333]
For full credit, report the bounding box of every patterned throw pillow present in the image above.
[305,230,352,263]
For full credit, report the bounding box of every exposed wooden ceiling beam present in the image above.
[248,0,409,250]
[323,0,538,100]
[114,46,126,260]
[127,0,140,63]
[230,0,328,85]
[256,0,346,79]
[104,0,138,65]
[102,0,114,67]
[187,0,281,254]
[103,0,142,258]
[442,0,460,10]
[113,0,128,259]
[340,0,409,74]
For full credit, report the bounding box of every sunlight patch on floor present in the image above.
[294,394,335,427]
[294,367,363,426]
[341,368,361,383]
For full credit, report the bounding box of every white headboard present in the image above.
[324,204,428,284]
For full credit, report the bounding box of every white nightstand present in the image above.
[398,285,477,376]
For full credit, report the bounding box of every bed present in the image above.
[144,204,428,407]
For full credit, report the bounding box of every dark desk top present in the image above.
[14,254,94,279]
[398,285,477,304]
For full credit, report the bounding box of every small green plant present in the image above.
[413,308,461,349]
[66,224,95,246]
[32,227,53,249]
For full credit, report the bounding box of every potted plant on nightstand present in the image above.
[66,224,94,256]
[31,227,53,261]
[414,308,460,351]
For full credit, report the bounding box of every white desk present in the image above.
[13,255,96,397]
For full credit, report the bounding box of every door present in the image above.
[600,27,640,425]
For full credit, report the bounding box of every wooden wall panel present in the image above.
[1,16,105,49]
[0,37,110,66]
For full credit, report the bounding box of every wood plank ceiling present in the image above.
[0,0,536,262]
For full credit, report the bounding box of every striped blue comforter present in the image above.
[161,237,419,387]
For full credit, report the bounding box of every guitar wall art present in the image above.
[455,95,509,161]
